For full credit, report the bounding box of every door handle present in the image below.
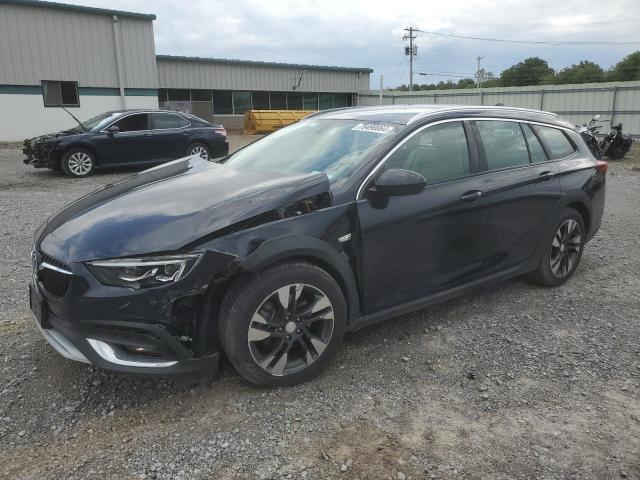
[539,171,554,181]
[459,190,483,202]
[143,133,152,137]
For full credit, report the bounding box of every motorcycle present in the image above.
[600,120,633,160]
[576,115,603,159]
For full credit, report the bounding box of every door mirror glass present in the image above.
[593,114,601,120]
[106,125,119,136]
[370,168,426,196]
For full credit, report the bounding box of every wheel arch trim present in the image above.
[239,235,361,324]
[61,143,100,165]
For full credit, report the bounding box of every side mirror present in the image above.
[593,114,601,120]
[369,168,426,197]
[106,125,120,136]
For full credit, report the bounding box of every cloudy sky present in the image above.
[76,0,640,88]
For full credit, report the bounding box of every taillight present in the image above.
[214,127,227,138]
[595,160,608,175]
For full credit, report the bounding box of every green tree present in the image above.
[554,60,605,84]
[456,78,477,89]
[500,57,554,86]
[607,51,640,81]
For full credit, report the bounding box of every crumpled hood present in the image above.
[29,129,85,144]
[38,156,330,262]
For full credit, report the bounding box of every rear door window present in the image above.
[521,124,548,163]
[383,121,470,184]
[533,125,576,159]
[112,113,149,132]
[151,113,189,129]
[475,120,529,170]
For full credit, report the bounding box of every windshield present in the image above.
[224,119,398,183]
[82,112,120,131]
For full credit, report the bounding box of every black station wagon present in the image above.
[29,105,607,386]
[23,109,229,177]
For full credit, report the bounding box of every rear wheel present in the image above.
[61,148,95,178]
[219,261,347,386]
[527,208,585,286]
[187,143,210,161]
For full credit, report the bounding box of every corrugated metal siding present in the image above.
[359,81,640,136]
[118,17,158,88]
[157,59,370,92]
[0,3,157,88]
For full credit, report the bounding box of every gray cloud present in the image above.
[76,0,640,87]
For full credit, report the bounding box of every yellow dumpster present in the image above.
[244,110,316,135]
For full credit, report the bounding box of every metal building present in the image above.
[157,55,371,123]
[0,0,372,141]
[0,0,159,141]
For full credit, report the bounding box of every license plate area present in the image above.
[29,284,48,328]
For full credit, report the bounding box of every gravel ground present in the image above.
[0,140,639,480]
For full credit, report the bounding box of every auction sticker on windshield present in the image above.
[351,123,395,134]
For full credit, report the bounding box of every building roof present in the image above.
[156,55,373,74]
[0,0,156,20]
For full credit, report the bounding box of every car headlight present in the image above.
[86,253,201,289]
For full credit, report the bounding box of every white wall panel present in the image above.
[0,94,158,141]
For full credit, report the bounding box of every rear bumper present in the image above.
[32,303,220,377]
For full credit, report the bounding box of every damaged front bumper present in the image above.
[29,249,236,378]
[31,306,220,375]
[23,137,59,168]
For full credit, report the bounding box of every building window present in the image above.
[270,92,287,109]
[332,93,348,108]
[287,92,303,110]
[303,93,318,110]
[252,91,270,110]
[232,91,252,114]
[319,93,332,110]
[158,89,169,102]
[191,89,212,101]
[167,89,190,101]
[212,90,233,114]
[42,80,79,107]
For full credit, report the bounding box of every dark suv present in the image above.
[29,105,607,386]
[23,109,229,177]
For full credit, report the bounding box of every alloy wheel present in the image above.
[189,145,209,160]
[67,152,93,176]
[248,283,335,376]
[550,219,581,278]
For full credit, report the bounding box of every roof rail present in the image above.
[407,105,560,124]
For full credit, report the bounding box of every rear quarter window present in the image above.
[533,125,576,159]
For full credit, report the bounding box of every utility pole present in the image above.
[476,55,485,89]
[403,27,418,92]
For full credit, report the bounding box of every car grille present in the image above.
[38,252,72,297]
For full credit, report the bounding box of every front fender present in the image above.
[241,235,361,324]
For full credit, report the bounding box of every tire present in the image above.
[219,261,347,386]
[187,142,211,161]
[61,148,96,178]
[527,208,585,287]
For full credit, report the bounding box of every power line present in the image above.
[418,30,640,46]
[418,72,473,78]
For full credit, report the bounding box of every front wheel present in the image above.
[187,143,211,161]
[219,262,347,386]
[527,208,585,287]
[61,148,96,178]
